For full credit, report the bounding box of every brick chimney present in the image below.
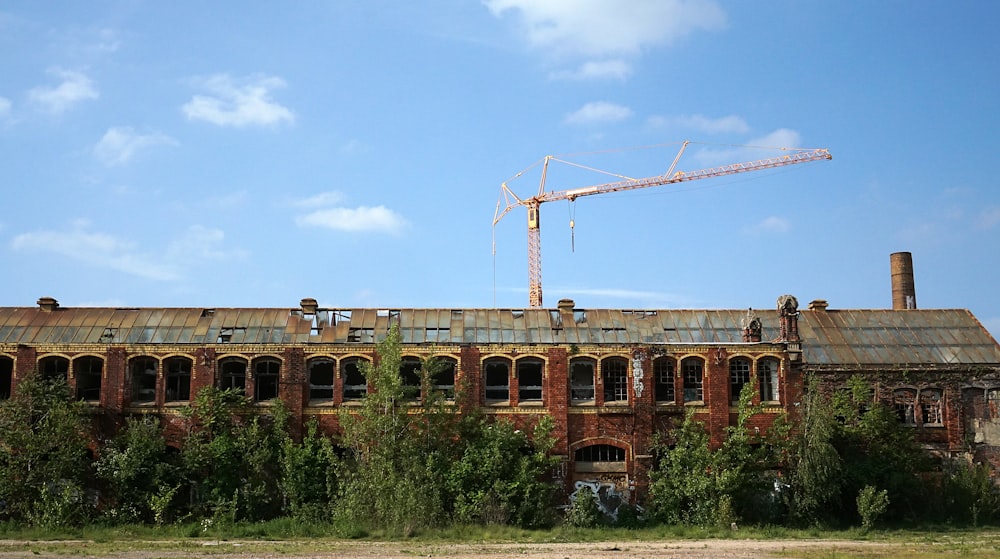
[890,252,917,310]
[37,296,59,312]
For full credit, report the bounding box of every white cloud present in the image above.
[744,216,791,235]
[27,68,98,113]
[291,191,345,208]
[648,113,749,135]
[166,225,248,262]
[182,74,294,127]
[689,128,804,166]
[296,206,407,234]
[485,0,727,57]
[550,59,632,81]
[564,101,633,125]
[977,207,1000,230]
[93,126,176,166]
[0,96,10,117]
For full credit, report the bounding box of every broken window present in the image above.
[654,357,675,403]
[988,388,1000,420]
[570,358,596,403]
[575,444,626,463]
[131,356,158,403]
[602,357,628,403]
[517,358,543,403]
[894,388,917,425]
[682,357,704,403]
[308,358,335,402]
[165,357,191,402]
[342,358,368,400]
[74,356,103,401]
[400,357,422,400]
[430,357,456,399]
[0,356,13,400]
[759,358,780,403]
[39,355,69,382]
[484,358,510,403]
[253,358,280,401]
[920,389,943,425]
[347,327,374,343]
[219,358,247,392]
[729,358,751,405]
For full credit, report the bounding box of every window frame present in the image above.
[569,357,596,404]
[164,356,192,402]
[681,357,704,404]
[74,355,103,402]
[758,357,780,403]
[516,358,544,404]
[130,356,158,404]
[729,357,752,405]
[253,357,281,401]
[601,357,629,404]
[483,357,511,404]
[218,357,247,392]
[307,357,335,402]
[653,356,676,404]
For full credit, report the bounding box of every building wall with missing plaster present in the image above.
[1,254,999,506]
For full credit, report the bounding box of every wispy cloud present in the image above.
[552,286,696,307]
[689,128,804,166]
[648,113,749,135]
[28,68,98,113]
[182,74,294,127]
[10,222,246,281]
[564,101,633,125]
[744,216,791,235]
[485,0,727,57]
[290,191,344,208]
[93,126,176,166]
[0,96,10,117]
[978,207,1000,230]
[296,206,407,234]
[550,59,632,81]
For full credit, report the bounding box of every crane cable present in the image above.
[568,199,577,252]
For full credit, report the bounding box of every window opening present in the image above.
[988,388,1000,420]
[575,444,625,462]
[921,389,943,425]
[894,389,917,424]
[654,357,675,403]
[602,357,628,403]
[400,357,422,400]
[131,357,157,403]
[517,359,543,403]
[729,358,751,404]
[342,358,368,400]
[308,358,335,401]
[570,358,595,403]
[165,357,192,402]
[254,358,280,401]
[0,356,13,400]
[431,358,456,399]
[759,358,780,402]
[219,358,247,392]
[348,327,374,343]
[75,356,103,401]
[484,358,510,402]
[682,357,703,403]
[40,356,69,382]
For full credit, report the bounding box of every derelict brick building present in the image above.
[1,253,999,503]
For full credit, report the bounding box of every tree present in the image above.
[785,373,844,526]
[280,419,340,521]
[0,371,92,526]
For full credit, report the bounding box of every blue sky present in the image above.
[1,1,998,339]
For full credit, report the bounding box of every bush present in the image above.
[856,485,889,531]
[565,489,602,528]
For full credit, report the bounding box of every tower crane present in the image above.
[492,141,832,308]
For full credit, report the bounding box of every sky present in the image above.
[1,1,998,339]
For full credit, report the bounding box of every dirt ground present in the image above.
[0,539,897,559]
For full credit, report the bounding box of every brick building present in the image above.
[1,253,998,504]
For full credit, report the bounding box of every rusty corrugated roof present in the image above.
[1,304,997,368]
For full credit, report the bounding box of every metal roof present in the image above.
[0,304,997,368]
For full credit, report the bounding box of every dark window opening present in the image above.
[131,357,157,403]
[75,356,103,401]
[602,357,628,403]
[921,389,943,425]
[682,357,703,403]
[894,389,917,424]
[484,359,510,402]
[219,358,247,392]
[308,358,335,401]
[575,444,625,462]
[570,358,595,402]
[165,357,191,402]
[40,356,69,382]
[654,357,675,403]
[517,359,543,403]
[348,327,374,343]
[730,358,751,404]
[431,358,456,399]
[0,356,13,400]
[254,358,280,401]
[400,357,422,400]
[342,358,368,400]
[759,358,780,402]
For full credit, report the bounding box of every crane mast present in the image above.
[493,141,832,308]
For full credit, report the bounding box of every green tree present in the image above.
[280,419,340,521]
[0,371,92,526]
[786,373,844,526]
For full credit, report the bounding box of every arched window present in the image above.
[431,357,456,400]
[39,355,69,382]
[0,356,13,400]
[308,358,335,402]
[219,357,247,392]
[342,358,368,400]
[570,358,595,403]
[602,357,628,403]
[517,358,543,403]
[483,358,511,403]
[75,356,103,401]
[400,357,422,400]
[574,444,626,463]
[681,357,704,403]
[894,388,917,424]
[131,356,158,403]
[759,358,780,403]
[253,358,280,401]
[653,357,675,403]
[164,357,191,402]
[920,389,943,425]
[729,358,751,404]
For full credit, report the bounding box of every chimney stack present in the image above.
[890,252,917,310]
[37,296,59,312]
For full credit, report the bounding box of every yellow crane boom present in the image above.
[493,141,832,308]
